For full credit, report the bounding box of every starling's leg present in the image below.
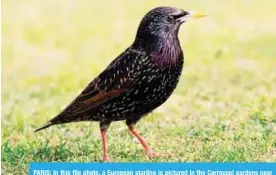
[128,126,156,158]
[100,121,111,162]
[126,119,156,158]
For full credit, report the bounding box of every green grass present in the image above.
[2,0,276,174]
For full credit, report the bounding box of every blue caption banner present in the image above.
[29,163,275,175]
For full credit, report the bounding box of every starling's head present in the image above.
[135,6,205,40]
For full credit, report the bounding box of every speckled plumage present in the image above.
[35,6,200,161]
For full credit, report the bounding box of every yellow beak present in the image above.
[189,11,207,19]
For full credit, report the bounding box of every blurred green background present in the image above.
[2,0,276,174]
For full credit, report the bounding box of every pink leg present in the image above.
[101,131,110,161]
[129,126,156,158]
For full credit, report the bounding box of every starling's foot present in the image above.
[147,149,157,159]
[103,155,111,162]
[146,149,171,159]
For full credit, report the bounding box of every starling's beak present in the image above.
[189,11,207,19]
[175,11,206,23]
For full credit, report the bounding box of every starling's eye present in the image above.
[167,16,174,23]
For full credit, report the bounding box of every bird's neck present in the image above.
[133,32,183,66]
[150,34,182,66]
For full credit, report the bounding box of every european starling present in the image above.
[35,6,205,161]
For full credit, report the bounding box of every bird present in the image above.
[35,6,205,161]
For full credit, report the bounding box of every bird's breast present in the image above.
[138,57,184,106]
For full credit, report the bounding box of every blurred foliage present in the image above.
[1,0,276,174]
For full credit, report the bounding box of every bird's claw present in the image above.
[147,149,171,159]
[146,149,157,159]
[103,155,111,162]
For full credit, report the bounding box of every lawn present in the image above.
[1,0,276,174]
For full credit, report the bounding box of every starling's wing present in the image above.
[59,48,144,117]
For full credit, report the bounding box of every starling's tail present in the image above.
[34,121,53,132]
